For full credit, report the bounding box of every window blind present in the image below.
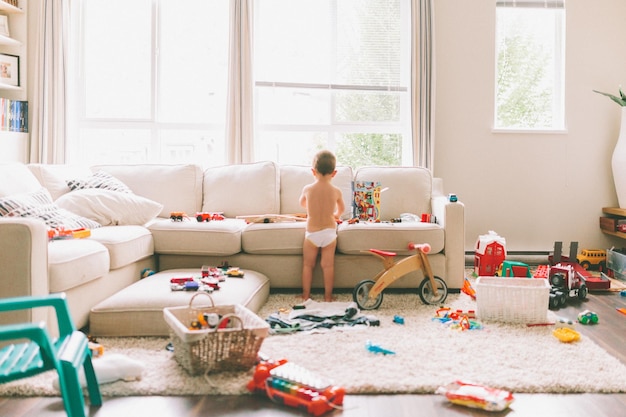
[496,0,564,8]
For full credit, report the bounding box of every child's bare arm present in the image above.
[299,186,308,208]
[334,188,345,218]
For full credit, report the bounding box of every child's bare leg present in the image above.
[320,240,337,301]
[301,239,319,300]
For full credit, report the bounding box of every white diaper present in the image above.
[305,228,337,248]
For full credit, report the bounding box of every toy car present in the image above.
[170,211,188,221]
[577,310,598,325]
[196,212,225,222]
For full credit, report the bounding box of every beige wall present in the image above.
[434,0,626,253]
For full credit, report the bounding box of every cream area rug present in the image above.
[1,292,625,397]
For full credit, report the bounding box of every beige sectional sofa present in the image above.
[0,161,464,332]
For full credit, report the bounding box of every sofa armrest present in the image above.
[0,218,50,325]
[432,195,465,289]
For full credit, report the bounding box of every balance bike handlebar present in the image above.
[408,242,431,254]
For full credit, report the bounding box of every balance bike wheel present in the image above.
[353,280,383,310]
[418,276,448,305]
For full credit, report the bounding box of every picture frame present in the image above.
[0,53,18,86]
[0,15,9,37]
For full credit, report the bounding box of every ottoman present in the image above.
[89,269,270,337]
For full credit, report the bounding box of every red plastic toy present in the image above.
[247,358,345,416]
[195,212,225,222]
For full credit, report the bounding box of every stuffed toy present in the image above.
[53,354,144,389]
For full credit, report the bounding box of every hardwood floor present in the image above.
[1,290,625,417]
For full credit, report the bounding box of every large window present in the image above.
[67,0,230,167]
[494,0,565,131]
[68,0,411,169]
[254,0,411,167]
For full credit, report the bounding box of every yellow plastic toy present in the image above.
[352,243,448,310]
[553,327,581,343]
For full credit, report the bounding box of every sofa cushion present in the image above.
[27,164,93,200]
[89,269,270,337]
[0,163,44,197]
[202,161,279,217]
[56,189,163,226]
[336,221,445,255]
[48,239,110,292]
[92,164,204,218]
[242,222,306,255]
[279,165,353,220]
[0,188,102,230]
[89,225,154,270]
[354,166,433,220]
[148,218,247,256]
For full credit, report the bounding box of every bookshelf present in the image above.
[0,0,26,162]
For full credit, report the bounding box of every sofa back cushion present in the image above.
[354,166,432,220]
[92,164,203,218]
[279,165,353,219]
[27,164,94,200]
[202,161,279,218]
[0,163,44,197]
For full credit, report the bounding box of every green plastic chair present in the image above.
[0,293,102,417]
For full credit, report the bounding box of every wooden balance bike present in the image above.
[352,242,448,310]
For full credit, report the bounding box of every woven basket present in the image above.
[163,293,269,375]
[475,277,550,324]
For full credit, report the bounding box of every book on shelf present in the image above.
[0,97,27,132]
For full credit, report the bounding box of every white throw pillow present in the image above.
[0,188,101,230]
[56,189,163,226]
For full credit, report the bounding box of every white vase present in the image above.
[612,107,626,209]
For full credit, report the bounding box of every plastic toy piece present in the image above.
[553,327,581,343]
[236,214,307,224]
[47,227,91,240]
[352,242,447,310]
[170,211,189,221]
[392,315,405,325]
[461,277,476,300]
[365,340,395,355]
[247,358,345,416]
[577,310,599,325]
[498,260,532,278]
[225,267,245,277]
[617,308,626,316]
[436,380,514,412]
[195,212,225,222]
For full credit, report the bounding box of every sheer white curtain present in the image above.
[226,0,254,164]
[412,0,436,170]
[29,0,69,164]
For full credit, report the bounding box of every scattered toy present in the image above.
[552,327,580,343]
[393,315,405,325]
[436,380,514,412]
[365,340,395,355]
[247,358,345,416]
[577,310,599,325]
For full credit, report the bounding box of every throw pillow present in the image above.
[66,171,133,193]
[56,189,164,226]
[0,188,101,230]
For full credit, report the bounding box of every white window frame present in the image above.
[493,0,566,133]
